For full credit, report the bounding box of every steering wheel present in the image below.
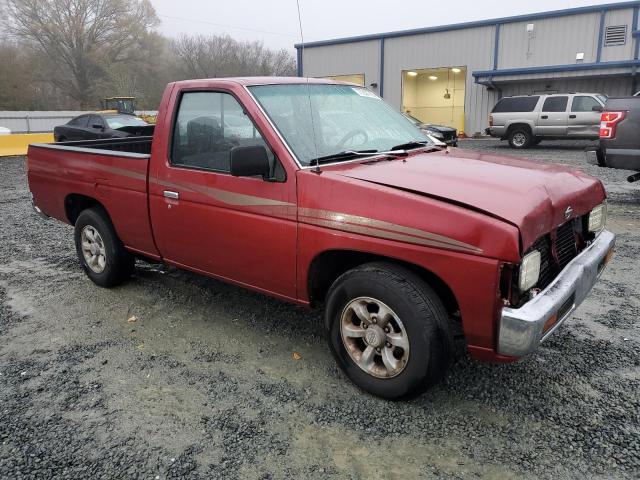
[336,129,369,150]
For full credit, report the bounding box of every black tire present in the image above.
[596,147,606,167]
[507,127,533,149]
[324,262,453,400]
[74,207,134,287]
[57,136,66,143]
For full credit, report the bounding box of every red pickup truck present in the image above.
[28,78,615,399]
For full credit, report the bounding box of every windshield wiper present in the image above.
[389,140,431,151]
[310,149,379,164]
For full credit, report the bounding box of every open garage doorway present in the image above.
[401,67,466,134]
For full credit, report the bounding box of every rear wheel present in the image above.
[74,207,134,287]
[508,128,533,149]
[325,262,453,400]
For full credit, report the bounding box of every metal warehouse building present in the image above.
[295,1,640,136]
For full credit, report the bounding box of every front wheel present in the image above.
[325,262,453,400]
[74,207,134,287]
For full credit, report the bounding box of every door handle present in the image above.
[569,115,577,119]
[541,115,549,119]
[163,190,179,200]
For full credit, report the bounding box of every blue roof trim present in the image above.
[473,60,640,79]
[295,1,640,49]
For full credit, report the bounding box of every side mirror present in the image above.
[230,145,270,179]
[592,105,604,112]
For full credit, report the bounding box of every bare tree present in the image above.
[4,0,158,108]
[171,34,296,79]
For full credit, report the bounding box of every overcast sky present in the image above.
[150,0,622,50]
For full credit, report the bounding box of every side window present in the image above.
[571,96,601,112]
[492,96,540,113]
[171,91,277,175]
[542,96,568,113]
[90,116,104,128]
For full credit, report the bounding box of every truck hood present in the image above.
[333,148,606,251]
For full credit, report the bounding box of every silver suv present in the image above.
[488,93,607,148]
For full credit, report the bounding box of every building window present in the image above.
[604,25,627,47]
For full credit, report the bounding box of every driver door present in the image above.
[149,90,298,299]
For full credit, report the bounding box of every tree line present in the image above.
[0,0,296,111]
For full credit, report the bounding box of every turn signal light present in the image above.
[599,111,626,139]
[543,313,558,333]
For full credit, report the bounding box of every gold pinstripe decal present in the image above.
[299,208,483,254]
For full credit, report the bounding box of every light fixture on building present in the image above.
[407,71,418,76]
[451,68,461,73]
[429,75,438,80]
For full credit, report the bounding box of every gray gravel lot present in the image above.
[0,139,638,479]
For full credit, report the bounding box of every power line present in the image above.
[157,13,302,39]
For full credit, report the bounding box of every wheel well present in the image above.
[506,123,532,136]
[64,194,103,225]
[307,250,460,317]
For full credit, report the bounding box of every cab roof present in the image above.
[170,76,356,87]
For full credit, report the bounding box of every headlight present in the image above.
[588,203,607,232]
[519,250,541,292]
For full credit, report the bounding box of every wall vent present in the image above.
[604,25,627,46]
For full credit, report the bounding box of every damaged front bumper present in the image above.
[498,230,616,357]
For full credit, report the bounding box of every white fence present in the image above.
[0,111,159,133]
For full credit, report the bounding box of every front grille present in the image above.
[556,221,578,269]
[529,235,554,290]
[524,219,582,291]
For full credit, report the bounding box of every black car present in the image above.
[54,113,154,142]
[403,113,458,146]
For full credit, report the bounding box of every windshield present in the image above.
[248,84,431,166]
[105,115,148,129]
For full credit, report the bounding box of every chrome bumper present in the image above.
[498,230,615,357]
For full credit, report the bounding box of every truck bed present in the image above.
[27,136,159,259]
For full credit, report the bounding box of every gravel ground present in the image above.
[0,139,638,479]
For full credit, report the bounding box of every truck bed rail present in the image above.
[30,136,153,158]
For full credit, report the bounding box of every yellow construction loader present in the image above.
[100,97,156,124]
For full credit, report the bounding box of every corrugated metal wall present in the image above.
[601,8,636,62]
[498,13,601,68]
[299,40,381,92]
[499,76,633,97]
